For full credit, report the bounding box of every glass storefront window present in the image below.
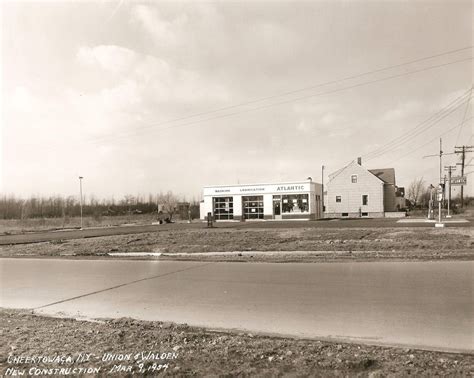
[213,197,233,220]
[281,194,309,213]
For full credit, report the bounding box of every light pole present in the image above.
[435,184,444,228]
[428,184,434,220]
[321,165,325,219]
[79,176,84,230]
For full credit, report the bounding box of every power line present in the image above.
[79,56,474,148]
[384,116,473,166]
[366,96,471,162]
[78,45,474,145]
[455,86,473,145]
[326,160,355,182]
[19,54,474,155]
[362,88,472,160]
[364,90,473,162]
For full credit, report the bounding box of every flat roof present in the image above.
[203,180,319,188]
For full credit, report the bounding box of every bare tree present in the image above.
[158,191,179,221]
[407,177,425,207]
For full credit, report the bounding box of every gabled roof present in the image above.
[328,161,396,185]
[368,168,395,185]
[328,160,357,180]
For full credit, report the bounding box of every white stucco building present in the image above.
[325,159,403,218]
[200,180,322,221]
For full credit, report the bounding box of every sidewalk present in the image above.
[397,218,469,224]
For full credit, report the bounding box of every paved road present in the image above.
[1,259,472,352]
[0,218,470,245]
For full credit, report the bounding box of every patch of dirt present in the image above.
[0,227,473,262]
[1,309,472,376]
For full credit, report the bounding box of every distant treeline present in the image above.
[0,194,200,220]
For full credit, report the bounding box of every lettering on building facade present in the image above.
[276,185,304,191]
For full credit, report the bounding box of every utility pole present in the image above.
[423,138,444,185]
[454,145,474,207]
[444,165,456,218]
[321,165,325,218]
[439,139,443,185]
[79,176,84,230]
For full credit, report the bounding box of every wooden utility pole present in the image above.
[454,145,474,207]
[321,165,325,218]
[444,165,456,217]
[423,138,444,186]
[439,139,443,185]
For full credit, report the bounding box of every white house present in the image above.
[200,180,323,221]
[325,159,402,218]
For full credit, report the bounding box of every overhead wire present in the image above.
[363,89,473,162]
[384,115,474,166]
[365,95,472,163]
[455,86,473,145]
[16,49,473,162]
[362,88,472,160]
[78,45,474,146]
[53,55,474,151]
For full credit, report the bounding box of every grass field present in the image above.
[1,224,472,262]
[1,206,473,235]
[0,214,164,234]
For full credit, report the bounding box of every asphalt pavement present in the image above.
[1,259,472,352]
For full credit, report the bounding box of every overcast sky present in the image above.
[1,0,473,201]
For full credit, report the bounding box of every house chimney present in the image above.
[357,157,362,165]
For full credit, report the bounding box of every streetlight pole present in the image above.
[435,184,444,228]
[321,165,325,219]
[428,184,434,220]
[79,176,84,230]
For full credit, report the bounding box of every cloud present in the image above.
[328,128,353,138]
[131,4,189,49]
[296,119,312,132]
[77,45,138,75]
[381,100,421,122]
[76,44,229,107]
[293,102,347,133]
[9,86,36,113]
[129,3,304,79]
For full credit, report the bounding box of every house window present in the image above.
[362,212,368,217]
[342,213,349,217]
[362,195,368,205]
[351,175,358,183]
[336,196,341,203]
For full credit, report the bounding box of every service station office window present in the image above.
[213,197,233,220]
[281,194,309,213]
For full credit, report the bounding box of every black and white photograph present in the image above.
[0,0,473,376]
